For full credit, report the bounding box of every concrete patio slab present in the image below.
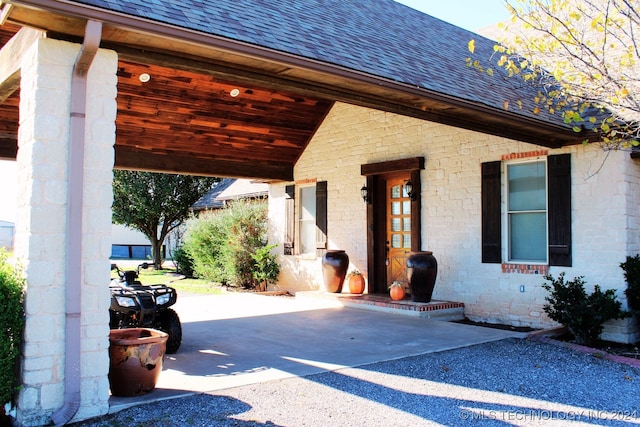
[108,292,524,413]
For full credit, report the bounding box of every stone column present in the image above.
[14,37,117,426]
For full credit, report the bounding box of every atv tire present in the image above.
[158,308,182,354]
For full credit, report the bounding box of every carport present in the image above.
[0,1,587,424]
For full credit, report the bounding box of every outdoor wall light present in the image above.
[360,185,370,204]
[405,180,415,201]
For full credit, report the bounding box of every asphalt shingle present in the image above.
[70,0,569,127]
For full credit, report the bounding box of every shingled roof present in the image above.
[0,0,598,179]
[71,0,563,126]
[191,178,235,212]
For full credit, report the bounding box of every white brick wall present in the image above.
[15,38,116,425]
[270,102,638,342]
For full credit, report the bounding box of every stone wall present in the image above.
[270,102,638,343]
[15,38,116,425]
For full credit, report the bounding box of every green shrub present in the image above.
[0,251,25,405]
[620,254,640,312]
[172,245,195,278]
[183,199,279,289]
[542,272,629,346]
[183,210,229,283]
[252,244,280,291]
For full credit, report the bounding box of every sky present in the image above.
[0,0,511,223]
[396,0,510,32]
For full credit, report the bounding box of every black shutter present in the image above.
[284,185,295,255]
[548,154,572,266]
[481,161,502,263]
[315,181,327,257]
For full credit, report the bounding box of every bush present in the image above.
[183,210,229,283]
[0,251,25,406]
[172,245,195,278]
[183,199,279,289]
[252,244,280,291]
[542,272,629,346]
[620,254,640,312]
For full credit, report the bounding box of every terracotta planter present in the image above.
[389,284,405,301]
[108,328,168,397]
[321,250,349,293]
[348,273,366,294]
[406,251,438,303]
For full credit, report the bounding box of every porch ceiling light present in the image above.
[139,73,151,83]
[360,185,370,204]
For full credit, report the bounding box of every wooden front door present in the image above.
[386,176,412,289]
[362,156,424,294]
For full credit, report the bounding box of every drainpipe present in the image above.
[50,19,102,427]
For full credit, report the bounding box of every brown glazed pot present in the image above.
[321,250,349,293]
[406,251,438,303]
[108,328,168,397]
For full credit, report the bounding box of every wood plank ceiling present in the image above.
[114,61,332,180]
[0,24,20,160]
[0,24,333,180]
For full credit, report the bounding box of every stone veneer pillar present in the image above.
[14,37,117,425]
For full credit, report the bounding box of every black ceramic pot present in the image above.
[321,250,349,293]
[406,251,438,303]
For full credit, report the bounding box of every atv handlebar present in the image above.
[111,262,151,285]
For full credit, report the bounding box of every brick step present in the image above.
[295,291,465,321]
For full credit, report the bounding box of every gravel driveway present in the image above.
[71,337,640,426]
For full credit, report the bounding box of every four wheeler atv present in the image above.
[109,262,182,353]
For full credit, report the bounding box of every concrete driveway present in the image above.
[108,292,523,412]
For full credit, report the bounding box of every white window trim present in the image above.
[503,158,549,265]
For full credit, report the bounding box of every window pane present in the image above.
[391,234,401,248]
[299,187,316,220]
[403,201,411,215]
[111,245,129,259]
[510,212,547,261]
[391,201,401,215]
[391,218,401,231]
[403,235,411,248]
[403,217,411,231]
[131,246,152,259]
[299,186,316,254]
[391,185,401,199]
[508,162,546,211]
[300,220,315,254]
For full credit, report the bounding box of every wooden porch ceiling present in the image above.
[113,60,332,180]
[0,23,333,180]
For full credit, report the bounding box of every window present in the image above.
[299,186,316,255]
[110,244,165,260]
[284,181,327,256]
[507,160,547,263]
[482,154,571,267]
